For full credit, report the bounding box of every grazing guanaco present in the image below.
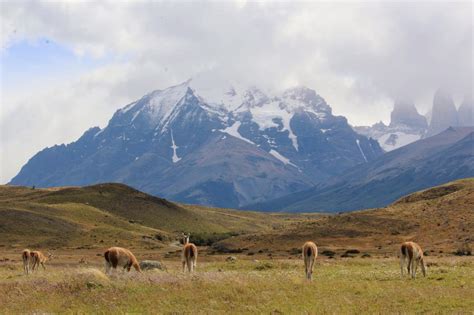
[302,241,318,280]
[104,247,141,274]
[181,233,198,273]
[22,249,31,275]
[30,251,53,272]
[400,241,426,279]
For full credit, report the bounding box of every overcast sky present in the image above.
[1,0,472,183]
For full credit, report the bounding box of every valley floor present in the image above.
[1,255,473,314]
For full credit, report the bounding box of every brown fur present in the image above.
[30,250,52,272]
[22,249,31,275]
[181,234,198,273]
[400,241,426,279]
[302,241,318,280]
[104,247,141,274]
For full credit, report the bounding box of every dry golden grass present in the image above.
[0,256,472,314]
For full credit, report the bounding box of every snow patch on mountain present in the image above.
[269,149,297,167]
[119,101,137,114]
[147,82,189,125]
[220,121,255,145]
[250,100,299,150]
[356,139,368,162]
[378,132,421,151]
[170,130,181,163]
[131,111,141,122]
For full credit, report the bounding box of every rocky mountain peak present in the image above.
[458,95,473,127]
[390,99,427,129]
[10,79,383,208]
[426,88,458,137]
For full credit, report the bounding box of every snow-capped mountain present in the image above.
[354,100,427,151]
[10,79,383,208]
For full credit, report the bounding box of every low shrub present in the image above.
[320,250,336,257]
[454,243,472,256]
[191,232,240,246]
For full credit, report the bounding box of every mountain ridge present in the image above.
[10,79,383,208]
[245,127,474,212]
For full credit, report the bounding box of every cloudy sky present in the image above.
[0,0,472,183]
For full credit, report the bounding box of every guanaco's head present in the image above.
[181,233,190,245]
[47,252,54,260]
[134,262,142,273]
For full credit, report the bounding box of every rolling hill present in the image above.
[0,183,296,249]
[216,178,474,255]
[1,179,472,256]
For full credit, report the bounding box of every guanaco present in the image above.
[400,241,426,279]
[302,241,318,280]
[104,247,141,274]
[181,233,198,273]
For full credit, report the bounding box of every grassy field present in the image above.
[0,256,473,313]
[1,179,473,313]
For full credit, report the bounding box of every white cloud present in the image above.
[0,0,472,183]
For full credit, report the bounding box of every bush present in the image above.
[341,253,355,258]
[288,248,300,255]
[191,232,239,246]
[454,243,472,256]
[211,242,244,253]
[345,249,360,254]
[320,250,336,257]
[255,262,274,271]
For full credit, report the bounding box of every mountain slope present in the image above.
[10,79,383,208]
[247,127,474,212]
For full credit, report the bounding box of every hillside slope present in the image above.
[217,178,474,255]
[247,127,474,212]
[0,183,292,249]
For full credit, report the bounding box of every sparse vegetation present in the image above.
[0,257,472,313]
